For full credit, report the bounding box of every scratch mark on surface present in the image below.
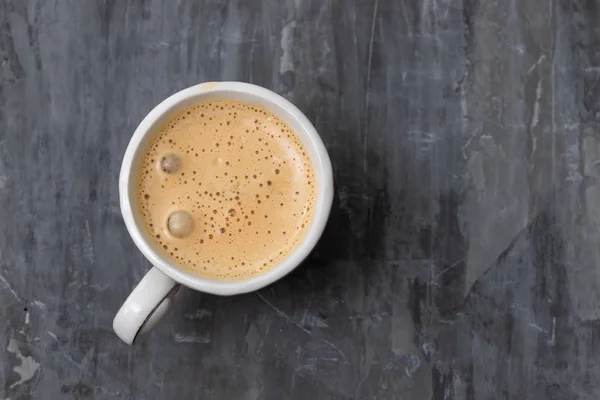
[46,331,58,342]
[291,346,301,391]
[257,292,310,334]
[528,323,547,333]
[467,152,485,190]
[257,293,347,359]
[527,54,546,74]
[0,273,20,301]
[303,314,328,328]
[548,317,556,346]
[363,0,379,172]
[145,41,171,50]
[7,339,40,388]
[400,0,411,32]
[453,373,463,397]
[422,0,431,17]
[32,300,46,310]
[64,354,83,370]
[584,78,600,102]
[174,334,210,344]
[319,357,339,362]
[530,79,542,131]
[433,258,465,281]
[301,294,314,325]
[551,31,556,184]
[83,220,94,263]
[321,338,346,359]
[294,363,317,377]
[89,283,108,292]
[513,44,525,55]
[530,136,538,168]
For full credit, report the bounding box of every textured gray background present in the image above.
[1,0,600,399]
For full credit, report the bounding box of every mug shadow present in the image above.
[172,143,385,338]
[273,158,383,296]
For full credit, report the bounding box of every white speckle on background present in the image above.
[184,309,212,320]
[280,20,296,75]
[7,339,40,388]
[404,354,421,377]
[174,334,210,344]
[422,342,435,357]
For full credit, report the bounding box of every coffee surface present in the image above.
[136,100,316,280]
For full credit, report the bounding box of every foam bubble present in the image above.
[160,154,181,174]
[167,210,195,238]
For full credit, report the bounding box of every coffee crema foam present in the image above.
[135,100,316,280]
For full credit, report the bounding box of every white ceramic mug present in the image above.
[113,82,334,344]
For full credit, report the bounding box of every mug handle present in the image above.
[113,267,182,344]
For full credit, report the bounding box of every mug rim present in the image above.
[119,81,334,295]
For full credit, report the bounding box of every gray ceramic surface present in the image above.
[1,0,599,399]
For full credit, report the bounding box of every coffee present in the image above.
[135,100,316,280]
